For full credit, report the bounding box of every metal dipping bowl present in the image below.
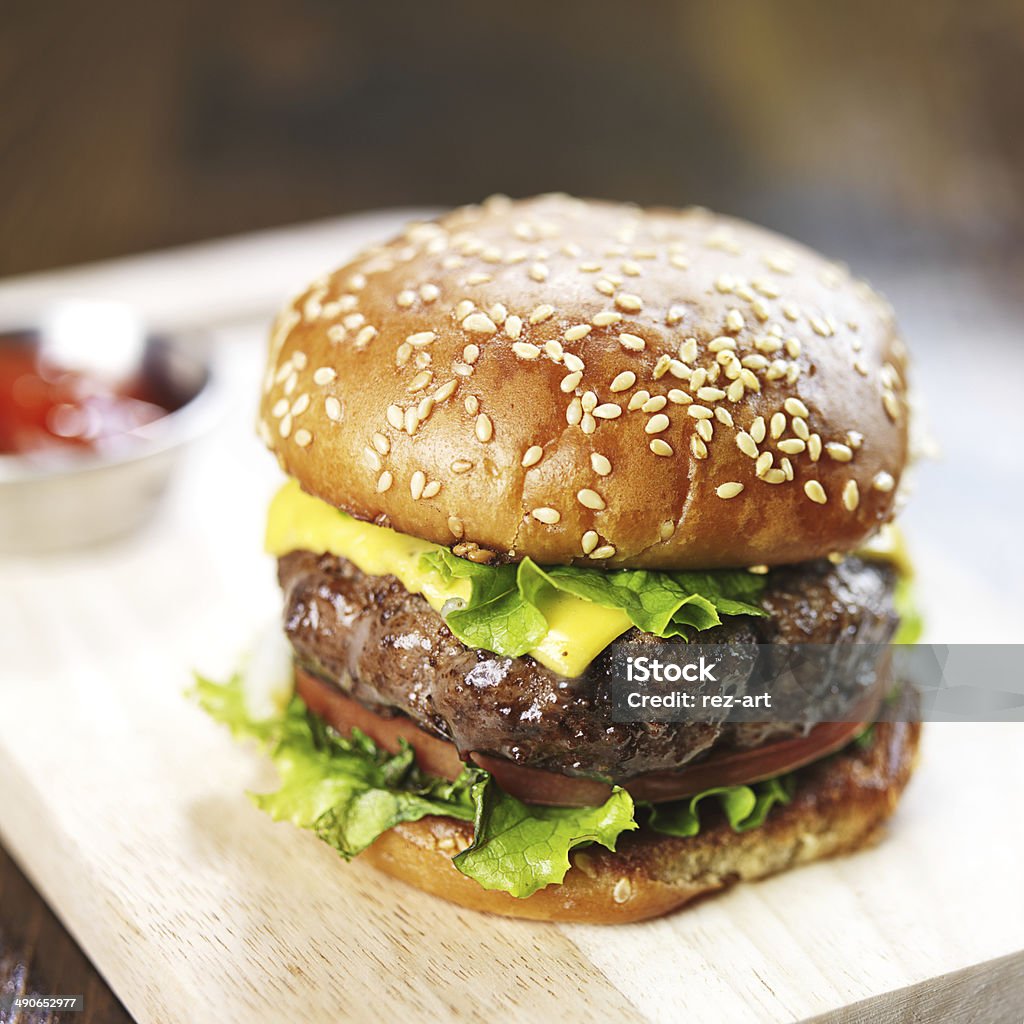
[0,302,219,554]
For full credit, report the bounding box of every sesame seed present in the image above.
[422,480,441,499]
[589,544,615,559]
[407,369,433,393]
[354,325,377,348]
[420,283,440,302]
[530,303,554,324]
[882,391,901,421]
[784,397,809,418]
[271,397,289,418]
[618,332,646,352]
[279,413,293,438]
[410,471,426,499]
[610,371,636,392]
[407,331,436,347]
[395,343,412,367]
[581,530,599,554]
[564,324,592,342]
[433,379,457,403]
[736,431,759,458]
[669,254,689,270]
[475,414,493,442]
[364,447,382,472]
[451,459,473,474]
[847,430,864,449]
[615,292,643,312]
[696,418,714,442]
[725,309,745,332]
[313,367,337,386]
[327,325,347,343]
[531,507,561,524]
[529,262,549,282]
[691,435,708,459]
[448,515,464,538]
[826,442,853,462]
[563,352,585,372]
[810,315,833,337]
[642,395,668,413]
[294,428,312,448]
[715,406,734,427]
[372,432,391,455]
[522,445,544,468]
[581,391,598,413]
[560,370,583,392]
[594,403,622,419]
[466,272,492,285]
[283,371,298,396]
[679,338,699,363]
[652,354,673,379]
[395,287,414,308]
[749,416,766,444]
[717,482,744,499]
[804,480,828,504]
[739,368,761,392]
[873,471,895,492]
[755,451,774,476]
[770,412,786,439]
[595,279,616,296]
[462,312,497,335]
[621,259,642,276]
[649,439,673,456]
[793,417,810,440]
[377,470,393,493]
[417,396,434,420]
[628,390,650,411]
[708,337,737,353]
[566,398,583,426]
[778,438,806,454]
[842,479,860,511]
[666,304,686,325]
[577,488,606,510]
[645,413,670,434]
[591,453,612,475]
[780,457,794,480]
[323,396,342,422]
[404,407,419,435]
[513,341,541,360]
[668,389,691,405]
[386,404,403,430]
[687,405,714,420]
[593,310,622,327]
[579,261,602,273]
[785,337,802,358]
[505,315,523,339]
[697,386,726,402]
[808,434,822,461]
[762,469,786,484]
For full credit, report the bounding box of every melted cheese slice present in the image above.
[265,480,632,677]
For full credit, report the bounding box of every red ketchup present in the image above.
[0,345,168,457]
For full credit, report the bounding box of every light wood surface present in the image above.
[1,213,1022,1024]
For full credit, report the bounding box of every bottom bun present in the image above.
[360,718,921,924]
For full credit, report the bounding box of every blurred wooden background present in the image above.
[2,0,1023,278]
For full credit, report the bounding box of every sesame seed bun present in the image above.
[360,717,920,924]
[259,194,909,568]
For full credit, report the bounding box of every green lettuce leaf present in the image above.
[647,775,794,837]
[422,549,767,661]
[453,778,637,898]
[893,574,923,645]
[194,673,477,858]
[195,672,796,897]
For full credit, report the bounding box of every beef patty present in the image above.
[278,552,898,782]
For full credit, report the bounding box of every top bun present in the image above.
[259,194,909,569]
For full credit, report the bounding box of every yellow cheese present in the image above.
[856,523,913,577]
[265,480,632,677]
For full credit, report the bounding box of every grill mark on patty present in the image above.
[278,552,898,782]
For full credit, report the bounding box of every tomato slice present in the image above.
[295,667,876,807]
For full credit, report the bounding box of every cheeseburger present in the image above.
[202,194,920,923]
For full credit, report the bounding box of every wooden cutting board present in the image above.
[1,217,1023,1024]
